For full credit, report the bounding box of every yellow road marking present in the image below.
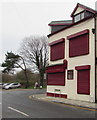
[51,101,97,112]
[29,95,97,112]
[29,95,97,111]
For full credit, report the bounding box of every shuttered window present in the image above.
[47,72,65,86]
[46,64,65,86]
[67,29,89,57]
[50,38,65,61]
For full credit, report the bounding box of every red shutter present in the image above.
[47,92,67,98]
[46,64,65,73]
[47,72,65,86]
[77,70,90,95]
[46,64,65,86]
[75,65,90,70]
[50,41,65,61]
[69,34,89,57]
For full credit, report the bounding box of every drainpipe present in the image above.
[94,14,97,103]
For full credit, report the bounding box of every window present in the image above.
[67,29,89,57]
[75,65,90,95]
[74,12,85,22]
[81,12,84,19]
[49,38,65,61]
[13,83,18,85]
[74,14,80,22]
[46,64,65,86]
[47,72,65,86]
[67,70,74,80]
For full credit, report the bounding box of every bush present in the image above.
[2,73,15,83]
[2,69,40,88]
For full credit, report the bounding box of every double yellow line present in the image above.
[51,101,97,112]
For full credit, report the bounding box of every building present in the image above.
[46,3,97,103]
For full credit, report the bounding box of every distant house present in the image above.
[46,3,97,103]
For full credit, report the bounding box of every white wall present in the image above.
[74,7,84,15]
[47,18,95,102]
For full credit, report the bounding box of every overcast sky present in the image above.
[0,0,97,64]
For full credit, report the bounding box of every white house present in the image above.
[46,3,97,103]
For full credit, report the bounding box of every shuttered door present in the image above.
[77,70,90,95]
[51,41,64,61]
[47,72,65,86]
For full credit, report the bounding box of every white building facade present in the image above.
[46,3,97,103]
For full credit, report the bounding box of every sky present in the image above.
[0,0,97,65]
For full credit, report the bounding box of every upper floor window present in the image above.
[74,12,85,22]
[49,38,65,61]
[67,29,89,57]
[73,11,93,23]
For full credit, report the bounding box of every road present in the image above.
[2,89,96,119]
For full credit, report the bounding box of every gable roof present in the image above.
[48,3,97,38]
[71,3,97,17]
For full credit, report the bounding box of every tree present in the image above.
[15,69,39,87]
[2,73,15,83]
[20,35,48,87]
[2,52,29,88]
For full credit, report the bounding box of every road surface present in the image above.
[2,89,96,119]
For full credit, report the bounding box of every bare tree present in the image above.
[19,35,48,87]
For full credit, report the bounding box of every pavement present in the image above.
[31,93,97,110]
